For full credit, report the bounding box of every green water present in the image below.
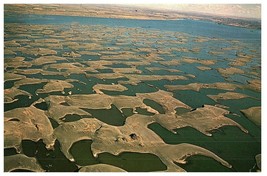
[135,107,155,116]
[80,54,100,61]
[4,95,36,112]
[148,123,260,172]
[121,82,158,96]
[96,68,114,73]
[82,104,126,126]
[4,148,18,156]
[221,98,261,116]
[173,90,216,108]
[175,107,191,115]
[48,118,59,129]
[22,140,78,172]
[235,88,261,99]
[121,108,134,117]
[175,155,232,172]
[62,114,85,123]
[63,99,165,125]
[24,73,66,80]
[70,140,99,166]
[4,80,17,89]
[108,63,132,68]
[70,139,167,171]
[143,99,165,114]
[19,82,47,95]
[34,101,48,110]
[98,152,167,172]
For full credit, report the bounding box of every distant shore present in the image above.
[4,4,261,30]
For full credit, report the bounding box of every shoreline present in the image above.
[4,4,261,30]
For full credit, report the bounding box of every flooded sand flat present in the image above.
[4,10,261,172]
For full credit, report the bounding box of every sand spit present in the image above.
[247,79,261,92]
[36,80,74,94]
[4,87,32,103]
[31,56,67,66]
[54,114,232,172]
[4,48,16,55]
[14,78,48,88]
[5,40,21,47]
[119,75,188,85]
[14,69,66,77]
[217,67,245,77]
[4,154,44,172]
[46,95,91,124]
[241,106,261,126]
[146,67,182,73]
[181,57,216,66]
[62,51,81,58]
[23,47,57,56]
[44,62,86,74]
[165,82,242,92]
[136,90,191,114]
[229,56,253,67]
[4,72,26,82]
[54,118,103,161]
[4,106,55,151]
[207,92,250,102]
[14,69,44,75]
[93,84,128,94]
[5,56,32,69]
[47,90,189,121]
[196,66,212,71]
[153,105,248,136]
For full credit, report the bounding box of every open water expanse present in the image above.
[4,12,261,172]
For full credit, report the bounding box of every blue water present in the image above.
[4,13,260,41]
